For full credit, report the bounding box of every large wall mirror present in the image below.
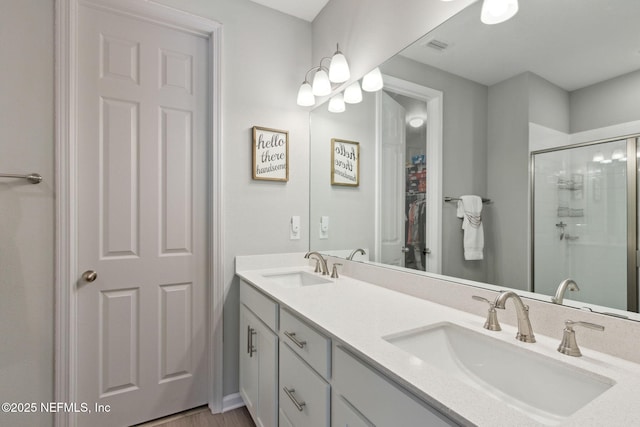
[309,0,640,319]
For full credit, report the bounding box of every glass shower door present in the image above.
[532,139,632,311]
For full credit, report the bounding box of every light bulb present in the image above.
[612,149,625,160]
[296,81,315,106]
[329,48,350,83]
[362,67,383,92]
[328,93,346,113]
[312,68,331,96]
[343,81,362,104]
[481,0,519,25]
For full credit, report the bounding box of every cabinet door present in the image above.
[239,305,259,419]
[332,394,373,427]
[240,305,278,427]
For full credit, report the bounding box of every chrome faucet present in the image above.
[552,279,580,304]
[557,320,604,357]
[494,291,536,343]
[347,248,366,260]
[304,251,329,275]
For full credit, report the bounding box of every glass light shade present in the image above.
[612,149,625,160]
[362,67,384,92]
[592,151,604,163]
[329,52,350,83]
[328,93,346,113]
[312,69,332,96]
[343,81,362,104]
[296,82,315,106]
[481,0,519,25]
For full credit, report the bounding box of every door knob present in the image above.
[82,270,98,282]
[401,247,410,253]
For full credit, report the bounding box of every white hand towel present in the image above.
[456,195,484,260]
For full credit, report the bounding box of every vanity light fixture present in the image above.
[328,93,346,113]
[296,43,351,106]
[312,67,332,96]
[343,81,363,104]
[480,0,519,25]
[362,67,384,92]
[328,44,350,83]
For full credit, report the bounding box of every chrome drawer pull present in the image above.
[247,326,256,357]
[283,387,306,411]
[284,331,306,349]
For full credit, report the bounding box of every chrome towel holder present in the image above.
[0,172,43,184]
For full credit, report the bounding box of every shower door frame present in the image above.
[530,135,638,312]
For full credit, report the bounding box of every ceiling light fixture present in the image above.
[480,0,519,25]
[409,118,425,128]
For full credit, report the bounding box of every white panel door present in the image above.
[75,4,208,426]
[380,92,406,266]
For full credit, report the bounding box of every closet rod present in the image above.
[0,172,43,184]
[444,196,491,204]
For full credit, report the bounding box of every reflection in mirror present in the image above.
[309,0,640,318]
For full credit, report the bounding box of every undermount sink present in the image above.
[384,322,614,425]
[262,271,332,288]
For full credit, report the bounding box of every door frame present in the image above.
[375,75,443,273]
[54,1,224,425]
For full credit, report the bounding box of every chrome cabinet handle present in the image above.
[247,326,256,357]
[81,270,98,282]
[284,331,306,349]
[283,387,306,411]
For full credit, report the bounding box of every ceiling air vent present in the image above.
[424,39,449,52]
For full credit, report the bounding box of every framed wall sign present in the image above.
[331,138,359,186]
[252,126,289,181]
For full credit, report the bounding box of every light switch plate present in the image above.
[319,216,329,239]
[290,216,300,240]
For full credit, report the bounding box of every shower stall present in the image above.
[532,136,638,312]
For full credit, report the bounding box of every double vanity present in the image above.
[236,253,640,426]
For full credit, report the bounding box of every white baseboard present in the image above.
[221,393,245,412]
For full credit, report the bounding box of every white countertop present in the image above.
[236,262,640,427]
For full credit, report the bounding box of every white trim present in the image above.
[54,1,224,425]
[221,393,245,413]
[376,75,444,274]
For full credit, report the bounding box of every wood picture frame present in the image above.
[252,126,289,181]
[331,138,359,186]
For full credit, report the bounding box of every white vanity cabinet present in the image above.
[278,309,331,427]
[332,345,458,427]
[239,281,278,427]
[238,278,460,427]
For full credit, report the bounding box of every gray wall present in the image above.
[309,92,376,255]
[312,0,476,102]
[570,69,640,133]
[0,0,311,418]
[0,1,54,426]
[381,55,489,283]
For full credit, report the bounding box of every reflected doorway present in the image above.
[376,76,443,273]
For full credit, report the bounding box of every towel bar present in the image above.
[444,196,491,204]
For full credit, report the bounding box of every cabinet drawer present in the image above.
[240,280,278,332]
[333,345,458,427]
[280,308,331,379]
[279,342,330,427]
